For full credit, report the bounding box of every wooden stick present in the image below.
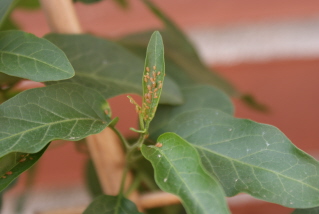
[40,0,82,34]
[39,0,140,209]
[86,129,139,202]
[140,191,180,209]
[37,191,181,214]
[36,206,86,214]
[37,191,265,214]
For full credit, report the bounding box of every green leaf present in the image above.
[141,133,230,214]
[149,85,234,139]
[45,34,182,105]
[141,31,165,125]
[292,207,319,214]
[0,145,47,192]
[0,83,111,158]
[157,109,319,208]
[83,195,142,214]
[0,0,17,28]
[0,30,74,82]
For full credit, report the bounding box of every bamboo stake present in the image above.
[39,0,140,209]
[40,0,82,34]
[139,191,180,209]
[38,192,181,214]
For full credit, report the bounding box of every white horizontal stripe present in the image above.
[187,18,319,64]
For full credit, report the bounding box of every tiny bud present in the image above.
[155,142,163,148]
[19,158,26,162]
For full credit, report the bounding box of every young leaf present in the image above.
[0,83,111,158]
[83,195,142,214]
[157,109,319,208]
[0,146,47,192]
[45,34,182,105]
[141,133,230,214]
[292,207,319,214]
[0,31,74,82]
[141,31,165,126]
[149,85,234,138]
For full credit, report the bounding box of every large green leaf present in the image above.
[0,83,111,158]
[142,133,230,214]
[154,109,319,208]
[83,195,142,214]
[149,85,234,139]
[0,146,47,192]
[45,34,182,105]
[0,31,74,82]
[292,207,319,214]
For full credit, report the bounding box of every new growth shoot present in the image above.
[128,31,165,137]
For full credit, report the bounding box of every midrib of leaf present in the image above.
[194,145,319,193]
[0,51,69,74]
[154,147,209,213]
[153,34,158,66]
[114,194,123,214]
[0,118,102,143]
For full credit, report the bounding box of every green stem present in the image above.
[118,165,129,196]
[111,127,131,150]
[125,173,141,197]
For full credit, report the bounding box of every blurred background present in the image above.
[2,0,319,213]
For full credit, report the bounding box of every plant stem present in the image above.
[125,173,141,197]
[111,126,131,150]
[118,165,129,196]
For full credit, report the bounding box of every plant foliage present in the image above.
[0,1,318,214]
